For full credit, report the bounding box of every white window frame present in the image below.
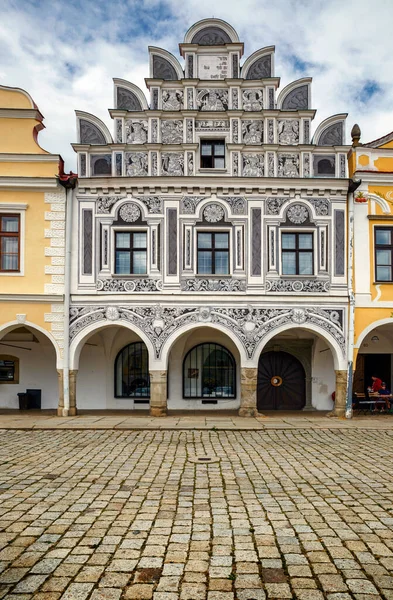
[196,133,229,174]
[279,228,317,277]
[194,226,233,276]
[111,227,150,277]
[0,204,27,277]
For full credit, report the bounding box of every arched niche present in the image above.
[76,111,113,145]
[312,114,347,146]
[277,78,311,110]
[242,47,274,79]
[184,18,239,45]
[149,48,183,80]
[113,79,148,111]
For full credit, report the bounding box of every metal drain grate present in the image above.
[188,455,220,464]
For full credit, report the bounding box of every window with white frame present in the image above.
[115,231,147,274]
[0,215,20,272]
[200,140,225,169]
[197,232,229,275]
[281,232,313,275]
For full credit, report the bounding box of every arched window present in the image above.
[183,343,236,399]
[115,342,150,398]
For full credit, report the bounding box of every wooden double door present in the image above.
[257,350,306,411]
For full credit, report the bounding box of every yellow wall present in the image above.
[0,191,52,294]
[373,156,393,172]
[0,119,47,154]
[0,303,52,331]
[0,88,33,110]
[0,162,58,177]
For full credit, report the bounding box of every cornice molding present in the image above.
[0,294,64,302]
[0,177,61,191]
[0,153,60,162]
[0,203,28,210]
[0,108,44,121]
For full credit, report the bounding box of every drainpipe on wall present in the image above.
[58,171,78,417]
[346,177,361,418]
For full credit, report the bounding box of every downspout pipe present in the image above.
[346,177,361,418]
[58,173,77,417]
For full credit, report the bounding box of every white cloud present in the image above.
[1,0,392,171]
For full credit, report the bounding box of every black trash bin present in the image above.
[17,392,29,410]
[26,389,41,409]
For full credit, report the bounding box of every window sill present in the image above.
[374,281,393,284]
[198,168,227,173]
[195,274,232,277]
[112,274,149,278]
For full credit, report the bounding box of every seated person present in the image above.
[371,375,383,393]
[375,382,391,412]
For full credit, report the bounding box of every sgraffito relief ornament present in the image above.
[268,120,274,143]
[233,152,239,176]
[195,120,229,131]
[246,56,271,79]
[161,153,184,176]
[218,197,246,214]
[181,196,206,214]
[265,279,330,293]
[161,120,183,144]
[282,85,309,110]
[242,121,263,144]
[181,279,246,292]
[97,279,162,292]
[97,196,125,214]
[197,89,229,111]
[309,198,329,216]
[162,90,183,110]
[125,152,148,176]
[278,120,299,145]
[125,120,148,144]
[187,88,194,109]
[70,305,345,359]
[119,203,140,222]
[287,204,309,224]
[203,204,224,222]
[278,153,299,177]
[105,307,119,321]
[137,197,163,213]
[266,197,287,215]
[242,154,264,177]
[267,153,275,177]
[242,89,263,111]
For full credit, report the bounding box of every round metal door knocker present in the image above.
[271,376,283,387]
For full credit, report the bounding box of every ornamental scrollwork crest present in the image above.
[119,203,140,222]
[69,304,345,360]
[97,196,126,214]
[265,197,287,215]
[203,204,225,223]
[286,204,309,224]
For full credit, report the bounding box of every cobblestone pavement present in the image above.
[0,430,393,599]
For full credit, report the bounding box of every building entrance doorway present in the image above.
[257,350,306,410]
[354,353,391,394]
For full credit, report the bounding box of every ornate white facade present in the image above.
[70,18,350,416]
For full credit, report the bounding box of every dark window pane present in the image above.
[282,252,296,274]
[376,230,391,245]
[133,233,146,248]
[299,252,313,274]
[377,266,391,281]
[198,251,212,273]
[1,217,19,232]
[201,144,212,156]
[282,234,296,249]
[133,251,147,274]
[215,144,225,156]
[183,343,235,399]
[299,234,313,249]
[214,233,229,249]
[115,342,150,398]
[215,252,229,274]
[116,251,130,274]
[376,249,391,265]
[116,233,130,248]
[198,233,212,249]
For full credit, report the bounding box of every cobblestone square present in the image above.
[0,428,393,599]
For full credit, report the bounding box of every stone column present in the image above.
[150,370,167,417]
[332,369,347,417]
[239,368,258,417]
[69,369,78,416]
[57,369,64,417]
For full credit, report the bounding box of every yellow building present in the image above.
[348,125,393,398]
[0,85,68,409]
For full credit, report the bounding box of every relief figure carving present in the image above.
[125,120,148,144]
[278,120,299,145]
[162,89,183,110]
[242,89,263,111]
[242,120,263,145]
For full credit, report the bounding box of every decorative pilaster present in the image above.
[69,369,78,416]
[332,370,347,417]
[57,369,64,416]
[150,370,167,417]
[239,368,258,417]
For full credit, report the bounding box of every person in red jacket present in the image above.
[371,375,383,393]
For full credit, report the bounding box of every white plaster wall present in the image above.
[77,327,149,410]
[311,337,335,410]
[167,327,241,411]
[0,342,58,409]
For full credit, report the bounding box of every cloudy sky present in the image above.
[1,0,392,171]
